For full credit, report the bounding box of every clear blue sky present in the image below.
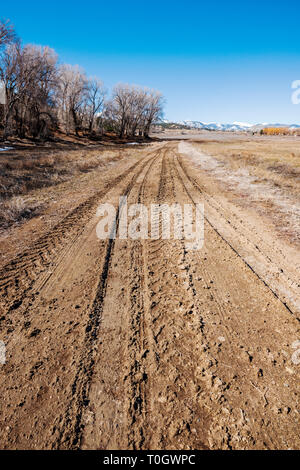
[3,0,300,123]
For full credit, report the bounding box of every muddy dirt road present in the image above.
[0,141,299,449]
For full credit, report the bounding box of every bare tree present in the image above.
[0,43,57,139]
[0,19,16,132]
[0,20,164,142]
[0,42,22,138]
[141,90,164,137]
[85,78,106,134]
[126,87,148,137]
[56,65,87,136]
[18,45,57,138]
[107,84,164,138]
[109,84,133,138]
[0,19,16,48]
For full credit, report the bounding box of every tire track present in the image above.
[170,149,299,448]
[0,159,143,310]
[55,150,161,449]
[121,150,164,449]
[174,152,297,318]
[127,151,210,449]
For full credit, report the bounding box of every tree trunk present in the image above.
[71,108,80,136]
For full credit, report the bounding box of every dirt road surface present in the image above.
[0,141,299,449]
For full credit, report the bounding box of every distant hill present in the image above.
[158,120,300,132]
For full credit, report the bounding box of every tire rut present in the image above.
[54,151,161,449]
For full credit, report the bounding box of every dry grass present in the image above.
[0,147,122,229]
[188,137,300,245]
[0,196,42,227]
[192,138,300,192]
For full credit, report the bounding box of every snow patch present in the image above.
[126,142,145,146]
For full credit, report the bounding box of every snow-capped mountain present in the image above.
[165,120,255,131]
[162,120,300,132]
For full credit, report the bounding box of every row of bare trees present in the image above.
[0,20,164,140]
[55,64,106,137]
[106,85,164,138]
